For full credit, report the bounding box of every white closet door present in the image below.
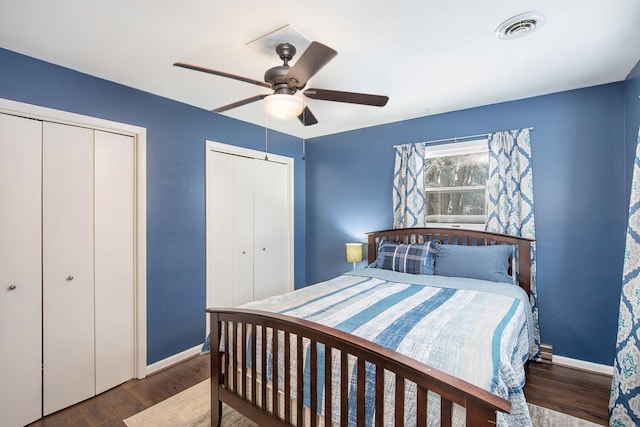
[253,159,290,300]
[94,130,135,394]
[42,122,96,415]
[231,155,255,305]
[0,114,43,426]
[208,151,234,307]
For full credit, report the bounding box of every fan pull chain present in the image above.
[264,110,269,161]
[301,107,306,160]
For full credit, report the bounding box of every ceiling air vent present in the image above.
[495,12,546,40]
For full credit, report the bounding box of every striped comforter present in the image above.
[225,268,534,426]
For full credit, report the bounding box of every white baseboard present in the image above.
[552,355,614,376]
[145,344,202,376]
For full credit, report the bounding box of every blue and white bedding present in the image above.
[208,267,534,426]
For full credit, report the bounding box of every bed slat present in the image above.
[284,332,291,423]
[417,386,427,427]
[261,325,267,411]
[223,320,229,391]
[241,322,247,401]
[441,396,453,426]
[272,327,279,417]
[340,351,348,427]
[357,359,365,426]
[325,346,332,427]
[374,365,384,426]
[395,375,405,427]
[296,335,304,426]
[310,340,318,427]
[251,323,257,404]
[231,321,237,394]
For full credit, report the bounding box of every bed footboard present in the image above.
[207,308,511,427]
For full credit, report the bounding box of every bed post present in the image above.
[210,311,222,427]
[367,233,377,264]
[518,239,531,296]
[466,400,498,426]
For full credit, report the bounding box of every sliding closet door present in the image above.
[253,159,289,300]
[0,114,43,426]
[94,130,135,394]
[42,122,96,415]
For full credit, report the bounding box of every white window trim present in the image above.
[424,138,488,157]
[423,138,488,231]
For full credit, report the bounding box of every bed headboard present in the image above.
[366,227,534,295]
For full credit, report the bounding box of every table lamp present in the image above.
[345,243,363,270]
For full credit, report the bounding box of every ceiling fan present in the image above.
[173,41,389,126]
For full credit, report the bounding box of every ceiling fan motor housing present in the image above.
[264,65,295,90]
[265,43,302,91]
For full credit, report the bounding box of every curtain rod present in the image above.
[392,127,534,149]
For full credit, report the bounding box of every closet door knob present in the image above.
[7,284,16,291]
[66,275,74,281]
[242,251,246,255]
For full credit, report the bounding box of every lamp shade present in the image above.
[345,243,363,263]
[263,94,305,119]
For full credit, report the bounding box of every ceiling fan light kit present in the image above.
[264,94,305,119]
[174,40,389,126]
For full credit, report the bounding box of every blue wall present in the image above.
[306,82,632,365]
[3,46,639,367]
[625,61,640,196]
[0,48,307,364]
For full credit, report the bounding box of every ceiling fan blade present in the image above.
[173,62,271,88]
[298,106,318,126]
[212,94,268,113]
[303,88,389,107]
[285,42,337,88]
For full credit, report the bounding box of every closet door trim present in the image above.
[0,98,148,379]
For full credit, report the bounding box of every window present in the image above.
[423,139,489,229]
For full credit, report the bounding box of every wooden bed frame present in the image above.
[207,227,534,427]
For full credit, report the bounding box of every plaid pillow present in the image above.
[375,240,440,274]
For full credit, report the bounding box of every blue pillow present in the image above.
[374,240,440,274]
[434,244,513,283]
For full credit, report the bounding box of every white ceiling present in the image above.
[1,0,639,139]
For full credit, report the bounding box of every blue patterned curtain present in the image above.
[393,143,426,228]
[484,128,542,361]
[392,130,541,358]
[610,129,640,425]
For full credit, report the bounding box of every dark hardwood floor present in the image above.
[523,361,611,425]
[28,355,611,426]
[27,355,210,427]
